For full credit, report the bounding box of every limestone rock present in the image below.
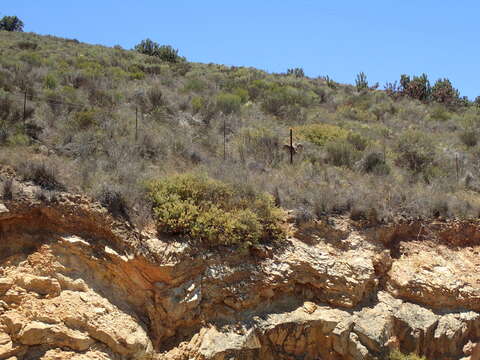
[15,275,61,297]
[0,204,8,214]
[393,303,438,355]
[0,279,13,296]
[19,321,94,351]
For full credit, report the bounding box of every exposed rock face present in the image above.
[0,170,479,359]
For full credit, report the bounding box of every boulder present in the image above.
[19,321,94,351]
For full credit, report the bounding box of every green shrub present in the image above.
[184,78,206,92]
[134,39,181,63]
[44,73,58,89]
[296,123,349,147]
[325,139,360,168]
[0,16,24,32]
[347,132,368,151]
[148,173,285,246]
[73,110,98,130]
[20,52,42,66]
[134,38,159,56]
[400,73,431,102]
[286,67,305,78]
[7,133,29,146]
[236,127,281,165]
[216,92,242,114]
[191,96,205,114]
[233,87,249,103]
[17,41,38,50]
[431,78,459,107]
[396,130,435,173]
[261,85,313,116]
[360,151,390,175]
[459,128,477,147]
[389,350,426,360]
[355,72,368,91]
[429,105,451,121]
[147,85,164,110]
[129,71,145,80]
[19,161,65,191]
[156,45,181,63]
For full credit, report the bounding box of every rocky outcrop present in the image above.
[0,170,479,359]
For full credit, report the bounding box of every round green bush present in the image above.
[148,173,285,246]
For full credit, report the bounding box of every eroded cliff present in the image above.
[0,169,479,360]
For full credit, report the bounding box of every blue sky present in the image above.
[3,1,479,98]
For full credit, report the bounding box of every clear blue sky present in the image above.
[3,1,479,98]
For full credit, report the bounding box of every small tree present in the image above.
[474,96,480,107]
[355,72,368,91]
[396,130,435,173]
[0,16,24,32]
[287,67,305,78]
[401,73,431,102]
[384,81,400,99]
[156,45,179,63]
[134,38,159,56]
[134,39,181,63]
[431,78,459,107]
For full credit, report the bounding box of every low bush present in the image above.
[148,173,285,246]
[44,73,58,89]
[96,184,130,220]
[17,41,38,50]
[19,161,65,191]
[184,78,206,92]
[72,109,97,129]
[286,67,305,78]
[2,178,13,200]
[459,128,478,147]
[134,39,182,63]
[347,132,368,151]
[325,139,361,168]
[191,96,204,114]
[147,85,164,110]
[296,123,349,147]
[216,92,242,114]
[389,350,426,360]
[396,130,435,173]
[359,151,390,175]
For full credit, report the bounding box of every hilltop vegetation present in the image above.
[2,29,480,241]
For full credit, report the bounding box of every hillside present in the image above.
[1,30,480,360]
[2,31,480,228]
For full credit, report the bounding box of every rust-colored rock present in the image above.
[1,171,480,359]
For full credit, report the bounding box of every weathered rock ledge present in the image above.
[0,171,479,359]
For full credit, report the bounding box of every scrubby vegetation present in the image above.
[1,29,480,244]
[148,173,284,245]
[0,16,24,32]
[389,350,427,360]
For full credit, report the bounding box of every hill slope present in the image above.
[1,30,480,225]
